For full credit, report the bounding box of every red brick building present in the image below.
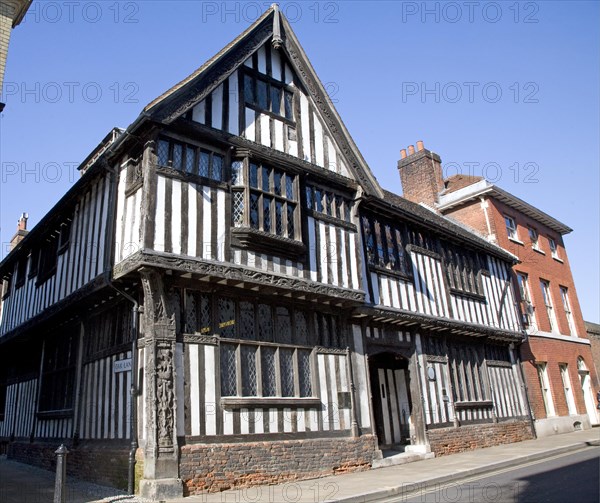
[399,142,599,437]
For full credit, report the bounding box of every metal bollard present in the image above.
[54,444,69,503]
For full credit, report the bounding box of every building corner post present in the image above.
[138,268,183,499]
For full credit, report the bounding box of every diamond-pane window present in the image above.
[284,91,293,120]
[184,291,197,333]
[258,304,273,341]
[173,144,183,170]
[262,166,270,192]
[261,347,277,397]
[233,191,244,227]
[275,201,284,236]
[287,204,295,238]
[220,344,237,397]
[199,151,210,177]
[185,146,195,173]
[315,189,323,212]
[239,301,255,340]
[157,140,169,166]
[295,310,308,345]
[263,197,272,232]
[241,345,257,396]
[280,349,295,397]
[250,194,259,229]
[218,297,236,338]
[286,176,294,200]
[299,350,312,397]
[276,307,292,344]
[326,192,333,216]
[273,171,282,196]
[212,155,223,181]
[199,294,211,334]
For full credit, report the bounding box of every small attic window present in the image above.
[243,70,295,123]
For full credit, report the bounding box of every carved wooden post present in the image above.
[138,268,183,499]
[408,335,429,450]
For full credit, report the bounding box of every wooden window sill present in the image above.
[231,227,306,260]
[508,237,524,246]
[37,409,74,420]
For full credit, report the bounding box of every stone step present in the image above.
[372,451,435,469]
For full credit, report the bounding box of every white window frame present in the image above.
[560,286,577,336]
[536,362,555,417]
[559,363,577,415]
[528,227,541,251]
[540,280,558,333]
[504,216,518,240]
[548,237,560,260]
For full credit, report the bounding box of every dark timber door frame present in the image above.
[368,351,412,449]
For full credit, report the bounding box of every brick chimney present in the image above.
[9,213,29,251]
[398,141,444,208]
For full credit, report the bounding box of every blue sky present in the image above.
[1,1,598,322]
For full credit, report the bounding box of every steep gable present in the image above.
[143,6,382,197]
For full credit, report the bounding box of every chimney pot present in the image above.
[416,140,424,151]
[408,145,415,155]
[400,149,407,159]
[17,212,28,232]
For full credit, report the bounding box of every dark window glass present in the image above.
[257,79,268,109]
[271,86,281,115]
[284,91,294,119]
[244,74,255,104]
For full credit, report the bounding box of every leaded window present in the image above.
[305,185,352,223]
[442,242,484,296]
[39,327,79,412]
[220,343,313,399]
[184,291,212,334]
[361,215,410,275]
[231,160,299,240]
[156,137,224,182]
[244,71,294,121]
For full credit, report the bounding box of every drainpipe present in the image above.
[109,283,140,495]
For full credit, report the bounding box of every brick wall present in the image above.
[521,337,599,420]
[427,420,533,456]
[8,441,130,490]
[443,201,492,240]
[180,435,377,495]
[585,322,600,377]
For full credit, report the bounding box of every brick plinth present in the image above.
[8,441,130,490]
[180,435,377,495]
[427,420,533,456]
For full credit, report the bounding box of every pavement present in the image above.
[0,428,598,503]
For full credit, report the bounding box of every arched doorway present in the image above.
[577,357,599,425]
[369,352,412,449]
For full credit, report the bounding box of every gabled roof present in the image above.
[443,174,484,193]
[437,178,572,235]
[140,5,383,197]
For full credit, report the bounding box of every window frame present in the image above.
[536,362,556,417]
[516,272,535,327]
[528,226,541,252]
[548,236,560,259]
[231,158,303,252]
[504,215,518,241]
[540,279,557,332]
[361,214,411,278]
[38,329,79,416]
[559,363,577,415]
[559,286,577,336]
[156,136,226,183]
[243,69,296,124]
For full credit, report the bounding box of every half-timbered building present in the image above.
[0,7,533,498]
